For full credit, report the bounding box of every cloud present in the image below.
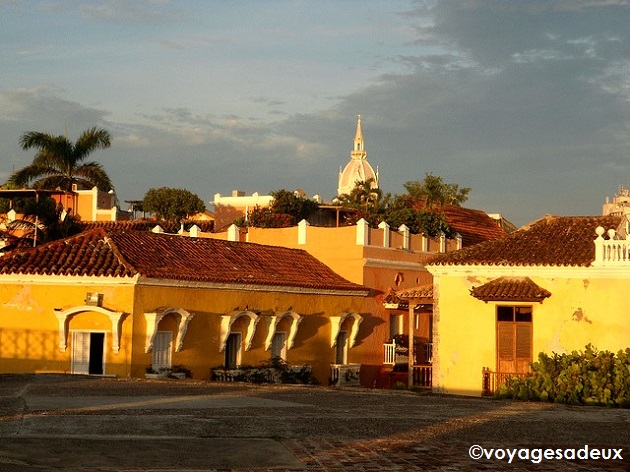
[79,0,184,23]
[0,86,109,126]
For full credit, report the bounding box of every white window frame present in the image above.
[71,330,106,375]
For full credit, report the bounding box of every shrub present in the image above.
[497,345,630,407]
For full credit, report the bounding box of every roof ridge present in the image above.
[101,231,139,276]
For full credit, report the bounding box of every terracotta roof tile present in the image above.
[470,277,551,302]
[441,205,508,247]
[79,220,214,233]
[0,228,134,277]
[428,215,623,267]
[411,202,507,247]
[0,228,367,293]
[382,285,433,309]
[397,284,433,300]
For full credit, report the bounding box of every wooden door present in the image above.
[496,306,532,374]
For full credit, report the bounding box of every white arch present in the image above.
[330,312,363,348]
[53,305,126,353]
[144,307,195,353]
[264,311,302,351]
[219,310,260,352]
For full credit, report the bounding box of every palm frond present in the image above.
[73,162,114,192]
[74,127,111,162]
[13,127,114,192]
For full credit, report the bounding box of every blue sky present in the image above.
[1,0,630,227]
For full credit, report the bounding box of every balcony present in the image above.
[383,339,432,365]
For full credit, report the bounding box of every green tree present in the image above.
[8,127,114,192]
[142,187,206,224]
[335,178,390,227]
[269,189,319,225]
[383,195,452,237]
[235,205,293,228]
[235,189,319,228]
[404,173,470,211]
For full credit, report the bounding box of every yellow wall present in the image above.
[433,272,630,396]
[132,284,367,384]
[0,280,135,377]
[0,277,368,385]
[245,225,436,386]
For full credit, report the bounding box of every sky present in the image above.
[1,0,630,227]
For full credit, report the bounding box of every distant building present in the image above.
[337,115,379,197]
[603,186,630,217]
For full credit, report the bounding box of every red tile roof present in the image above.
[411,201,507,247]
[397,284,433,301]
[0,228,368,293]
[470,277,551,302]
[441,205,508,247]
[79,219,214,233]
[382,284,433,308]
[428,215,623,267]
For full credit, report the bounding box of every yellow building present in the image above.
[195,212,503,387]
[426,214,630,396]
[0,228,370,384]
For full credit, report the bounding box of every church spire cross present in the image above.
[351,114,366,159]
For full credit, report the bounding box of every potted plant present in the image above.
[170,365,191,380]
[145,366,170,379]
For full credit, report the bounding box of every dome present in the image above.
[337,115,379,196]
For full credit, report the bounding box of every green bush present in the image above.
[497,345,630,407]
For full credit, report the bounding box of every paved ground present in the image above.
[0,374,629,471]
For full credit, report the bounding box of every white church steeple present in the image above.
[337,115,379,197]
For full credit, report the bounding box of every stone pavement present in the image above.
[0,374,629,471]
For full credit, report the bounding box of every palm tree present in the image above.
[342,179,383,214]
[336,178,389,226]
[8,127,114,192]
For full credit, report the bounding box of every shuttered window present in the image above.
[152,331,173,370]
[336,331,349,365]
[72,331,90,375]
[271,332,287,361]
[496,306,532,374]
[225,333,242,369]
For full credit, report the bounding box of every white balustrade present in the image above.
[593,226,630,267]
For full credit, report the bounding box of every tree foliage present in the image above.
[2,196,82,248]
[8,127,114,192]
[404,173,470,210]
[335,178,390,227]
[236,189,319,228]
[384,196,452,237]
[269,189,319,225]
[236,205,293,228]
[142,187,206,223]
[335,177,461,237]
